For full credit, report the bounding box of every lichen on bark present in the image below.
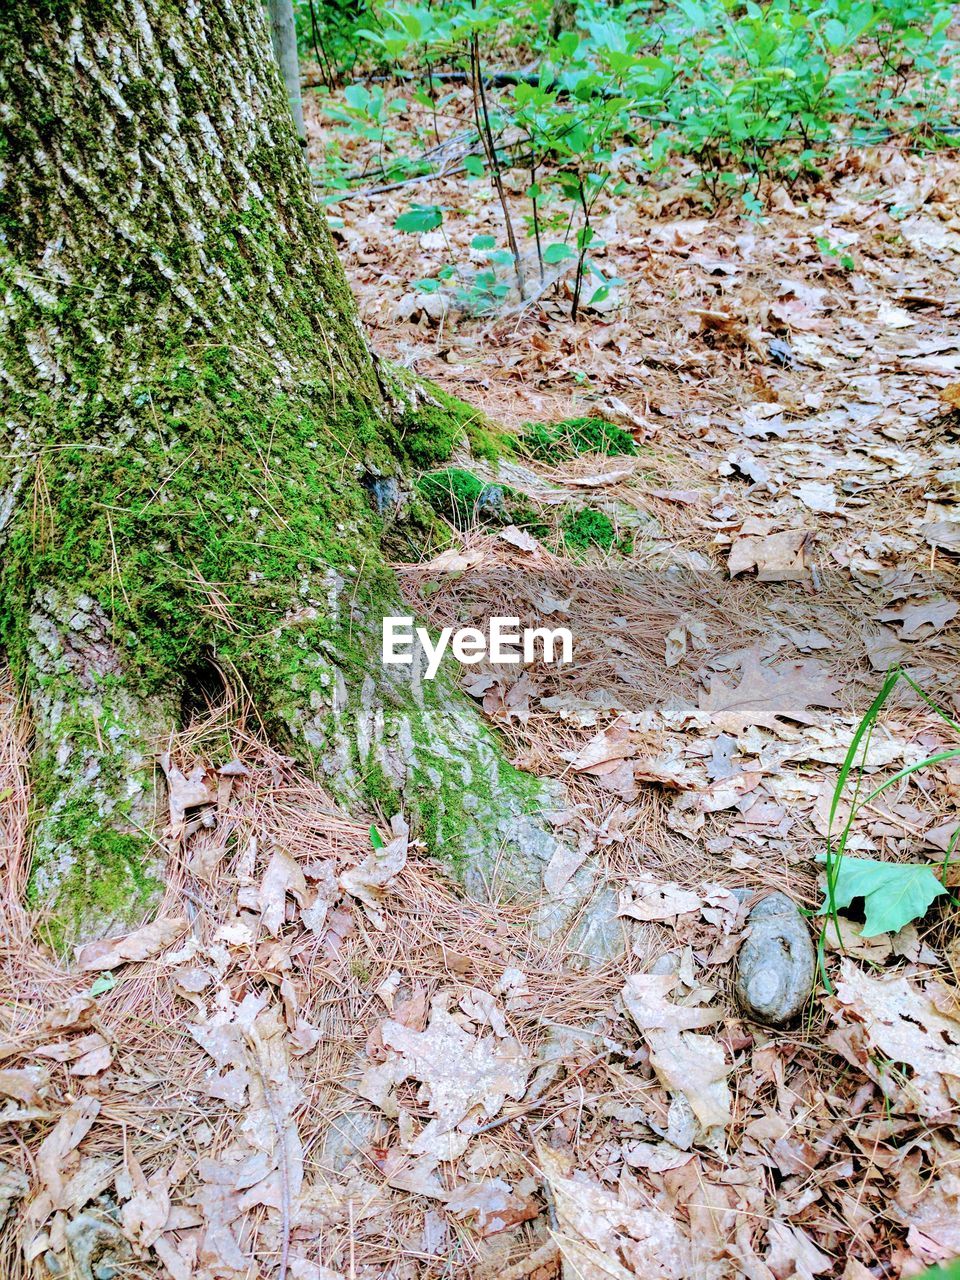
[0,0,569,944]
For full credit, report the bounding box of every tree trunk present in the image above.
[0,0,572,945]
[268,0,306,143]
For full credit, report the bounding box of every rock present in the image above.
[734,891,815,1026]
[63,1211,131,1280]
[362,473,401,515]
[0,1161,28,1228]
[318,1108,378,1173]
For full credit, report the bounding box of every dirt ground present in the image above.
[1,84,960,1280]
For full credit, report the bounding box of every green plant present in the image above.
[318,0,960,299]
[523,415,637,459]
[417,468,505,527]
[817,667,959,989]
[561,506,616,551]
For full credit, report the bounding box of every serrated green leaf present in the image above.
[818,855,947,937]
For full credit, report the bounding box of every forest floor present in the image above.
[2,85,960,1280]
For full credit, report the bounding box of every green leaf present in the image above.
[464,155,485,177]
[89,972,117,996]
[824,18,847,48]
[370,824,385,849]
[543,242,575,264]
[817,855,948,937]
[395,204,443,233]
[471,234,496,250]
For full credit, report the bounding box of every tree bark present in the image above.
[268,0,306,143]
[0,0,571,944]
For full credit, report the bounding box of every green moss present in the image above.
[394,379,512,466]
[361,759,402,817]
[28,787,161,952]
[523,416,638,460]
[417,468,504,529]
[562,507,617,552]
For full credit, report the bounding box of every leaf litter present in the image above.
[0,70,960,1280]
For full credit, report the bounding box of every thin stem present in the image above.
[471,32,524,297]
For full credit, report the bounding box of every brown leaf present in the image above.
[618,877,701,923]
[622,973,723,1032]
[258,847,307,936]
[646,1030,731,1130]
[161,754,215,840]
[728,528,811,580]
[77,916,189,970]
[876,596,958,640]
[377,996,532,1134]
[445,1177,539,1236]
[828,962,960,1120]
[0,1067,48,1105]
[699,649,840,734]
[537,1144,690,1278]
[339,814,408,928]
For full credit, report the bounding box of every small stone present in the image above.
[734,891,815,1026]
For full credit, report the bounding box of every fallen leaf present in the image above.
[618,877,702,922]
[537,1144,691,1279]
[498,525,541,554]
[646,1030,731,1130]
[699,649,840,734]
[161,754,214,840]
[829,961,960,1119]
[77,917,189,970]
[876,596,958,640]
[728,528,810,580]
[377,996,532,1135]
[339,814,409,928]
[258,848,307,936]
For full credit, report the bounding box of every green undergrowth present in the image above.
[561,506,618,552]
[416,465,547,534]
[393,376,513,465]
[522,416,638,460]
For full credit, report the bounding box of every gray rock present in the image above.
[0,1161,28,1228]
[318,1108,378,1173]
[63,1211,131,1280]
[734,891,815,1026]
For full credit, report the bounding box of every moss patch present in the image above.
[416,468,504,529]
[394,379,512,466]
[562,507,617,552]
[523,416,638,460]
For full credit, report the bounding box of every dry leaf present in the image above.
[77,916,189,970]
[646,1029,731,1130]
[622,973,723,1032]
[728,528,810,580]
[161,754,214,840]
[498,524,541,553]
[699,649,840,734]
[445,1177,538,1236]
[339,814,408,928]
[618,877,701,922]
[537,1144,690,1279]
[258,848,307,935]
[378,996,532,1134]
[828,962,960,1119]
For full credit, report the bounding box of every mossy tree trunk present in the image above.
[0,0,567,943]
